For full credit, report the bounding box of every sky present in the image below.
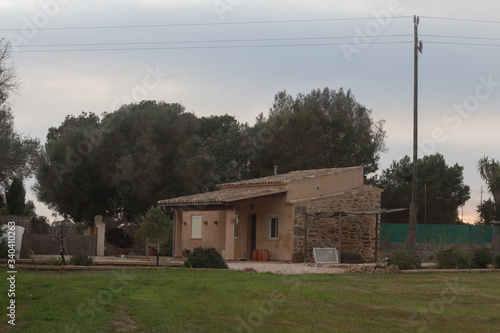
[1,0,499,223]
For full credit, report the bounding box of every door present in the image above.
[247,213,257,257]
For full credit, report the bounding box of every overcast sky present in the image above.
[1,0,499,223]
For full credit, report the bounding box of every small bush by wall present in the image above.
[68,251,95,266]
[389,248,421,270]
[434,247,470,269]
[494,254,500,269]
[45,257,63,266]
[471,247,493,269]
[184,247,228,269]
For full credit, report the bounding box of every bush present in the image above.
[106,228,133,248]
[494,254,500,269]
[434,247,470,269]
[471,247,493,269]
[388,248,421,270]
[68,251,95,266]
[160,241,172,257]
[45,257,63,266]
[184,247,228,269]
[0,227,8,259]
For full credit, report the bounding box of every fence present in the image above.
[30,224,97,256]
[380,223,494,244]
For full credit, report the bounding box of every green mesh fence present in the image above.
[380,223,494,244]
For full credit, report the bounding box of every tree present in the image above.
[34,112,116,223]
[0,41,40,189]
[35,101,201,223]
[5,177,26,215]
[476,199,497,225]
[0,40,19,104]
[101,101,199,218]
[0,108,40,187]
[256,88,386,176]
[373,153,471,224]
[477,156,500,220]
[31,215,50,234]
[138,206,172,257]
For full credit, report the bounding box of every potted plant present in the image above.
[292,250,304,263]
[182,248,191,257]
[149,246,158,256]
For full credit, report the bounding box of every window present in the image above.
[234,215,239,238]
[269,214,278,239]
[191,215,202,239]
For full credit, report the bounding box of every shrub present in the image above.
[184,247,228,269]
[434,247,470,269]
[45,257,63,266]
[0,227,8,259]
[160,241,172,257]
[471,247,493,269]
[494,254,500,269]
[388,248,421,270]
[106,228,133,248]
[68,251,95,266]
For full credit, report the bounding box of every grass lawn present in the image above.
[1,268,500,332]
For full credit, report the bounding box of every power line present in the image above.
[0,16,413,32]
[17,34,412,49]
[16,41,412,53]
[423,40,500,47]
[420,16,500,24]
[421,34,500,41]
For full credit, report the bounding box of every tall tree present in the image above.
[0,40,19,104]
[102,101,199,218]
[0,41,40,188]
[477,156,500,220]
[374,153,471,224]
[476,199,497,225]
[35,101,202,223]
[256,88,386,176]
[35,112,117,223]
[5,177,26,215]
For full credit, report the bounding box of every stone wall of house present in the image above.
[293,186,382,262]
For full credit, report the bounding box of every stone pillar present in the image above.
[95,215,105,256]
[224,210,236,260]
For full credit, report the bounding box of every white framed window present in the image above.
[234,215,239,239]
[269,214,279,239]
[191,215,202,239]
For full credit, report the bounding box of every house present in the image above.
[158,166,382,262]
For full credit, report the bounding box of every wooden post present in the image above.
[304,213,308,263]
[375,214,379,262]
[407,15,422,253]
[338,214,342,262]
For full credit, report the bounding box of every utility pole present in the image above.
[406,15,423,253]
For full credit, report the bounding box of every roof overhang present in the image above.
[158,187,287,211]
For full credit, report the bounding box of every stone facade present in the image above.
[292,186,382,262]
